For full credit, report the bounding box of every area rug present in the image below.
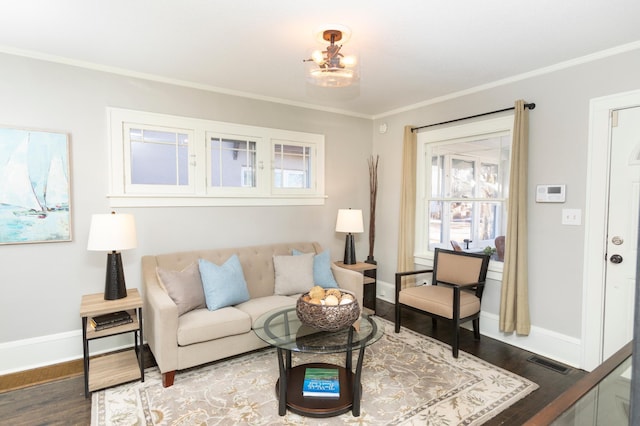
[92,319,538,425]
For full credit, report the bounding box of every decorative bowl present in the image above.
[296,289,360,332]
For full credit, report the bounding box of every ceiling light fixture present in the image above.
[304,25,359,88]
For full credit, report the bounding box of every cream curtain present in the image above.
[499,100,531,335]
[397,125,417,289]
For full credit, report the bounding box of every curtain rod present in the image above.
[411,102,536,133]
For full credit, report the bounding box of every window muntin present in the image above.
[129,128,189,185]
[124,124,194,194]
[416,115,513,264]
[449,157,475,198]
[273,143,311,189]
[208,136,257,189]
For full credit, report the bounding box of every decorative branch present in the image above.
[368,155,379,260]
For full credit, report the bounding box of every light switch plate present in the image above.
[562,209,582,225]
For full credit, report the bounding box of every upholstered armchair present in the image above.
[395,248,490,357]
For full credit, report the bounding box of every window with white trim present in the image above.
[206,134,259,195]
[272,141,314,193]
[415,116,513,264]
[108,108,326,207]
[125,124,194,194]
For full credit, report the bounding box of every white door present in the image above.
[602,106,640,360]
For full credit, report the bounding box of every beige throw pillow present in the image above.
[273,252,315,295]
[156,263,206,316]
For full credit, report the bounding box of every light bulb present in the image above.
[311,50,324,64]
[341,55,357,67]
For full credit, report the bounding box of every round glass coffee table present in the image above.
[254,307,384,418]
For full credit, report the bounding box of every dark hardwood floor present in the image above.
[378,300,586,425]
[0,299,585,425]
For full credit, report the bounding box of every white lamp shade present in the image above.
[87,213,138,251]
[335,209,364,233]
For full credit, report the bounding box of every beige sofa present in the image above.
[141,241,363,387]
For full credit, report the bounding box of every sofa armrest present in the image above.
[331,263,364,310]
[141,256,179,374]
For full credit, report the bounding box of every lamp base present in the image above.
[343,233,357,265]
[104,252,127,300]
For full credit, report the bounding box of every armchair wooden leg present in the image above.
[473,318,481,340]
[395,304,401,333]
[162,371,175,387]
[452,320,460,358]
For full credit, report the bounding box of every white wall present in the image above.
[2,46,639,373]
[0,52,372,373]
[372,48,640,367]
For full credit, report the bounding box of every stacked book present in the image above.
[302,367,340,398]
[91,310,133,330]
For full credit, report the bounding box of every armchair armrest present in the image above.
[433,279,486,298]
[395,269,433,302]
[141,256,179,374]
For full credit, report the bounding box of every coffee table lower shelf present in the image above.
[276,362,359,418]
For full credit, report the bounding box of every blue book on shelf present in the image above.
[302,367,340,397]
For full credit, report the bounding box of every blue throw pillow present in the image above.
[198,255,250,311]
[292,249,339,288]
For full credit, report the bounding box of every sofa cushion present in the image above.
[235,295,298,326]
[199,255,251,311]
[177,307,251,346]
[273,252,315,295]
[156,263,206,316]
[292,249,339,288]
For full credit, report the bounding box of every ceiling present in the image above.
[1,1,639,118]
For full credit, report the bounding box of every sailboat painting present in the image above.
[0,127,71,244]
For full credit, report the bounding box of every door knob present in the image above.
[610,254,623,264]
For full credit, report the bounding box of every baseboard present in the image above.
[0,329,134,375]
[3,282,582,374]
[376,279,396,303]
[478,312,582,368]
[377,280,582,369]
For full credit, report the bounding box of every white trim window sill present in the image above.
[107,194,328,208]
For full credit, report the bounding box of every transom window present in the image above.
[416,116,513,263]
[125,125,194,194]
[207,136,257,190]
[273,142,312,190]
[108,108,325,207]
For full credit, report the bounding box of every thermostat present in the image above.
[536,184,566,203]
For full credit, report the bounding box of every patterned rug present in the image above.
[92,319,538,425]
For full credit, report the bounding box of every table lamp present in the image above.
[335,208,364,265]
[87,212,138,300]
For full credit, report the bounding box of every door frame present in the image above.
[582,89,640,371]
